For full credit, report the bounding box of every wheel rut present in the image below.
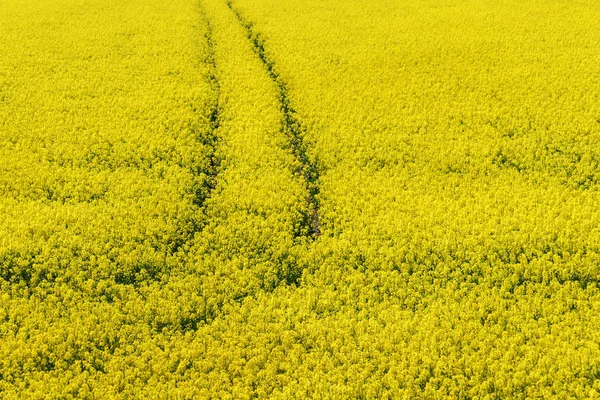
[170,10,222,258]
[225,0,322,239]
[197,17,222,209]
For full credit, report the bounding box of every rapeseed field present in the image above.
[2,0,600,397]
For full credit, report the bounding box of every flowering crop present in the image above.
[2,0,600,397]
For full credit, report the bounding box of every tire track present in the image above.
[225,0,321,239]
[170,13,222,257]
[196,17,222,209]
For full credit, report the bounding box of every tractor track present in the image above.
[170,12,222,258]
[225,0,322,239]
[200,17,222,204]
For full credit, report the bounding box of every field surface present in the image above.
[2,0,600,398]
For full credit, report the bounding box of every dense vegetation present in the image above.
[2,0,600,397]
